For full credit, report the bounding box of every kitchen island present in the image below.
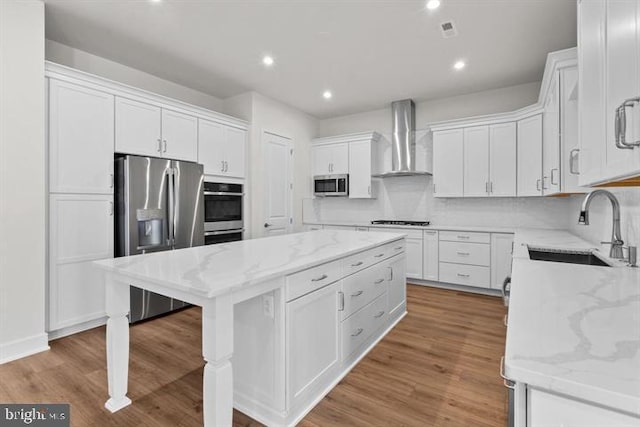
[94,230,407,427]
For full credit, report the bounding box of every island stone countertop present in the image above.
[94,229,406,298]
[506,228,640,416]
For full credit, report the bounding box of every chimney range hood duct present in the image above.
[373,99,431,178]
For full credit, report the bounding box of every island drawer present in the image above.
[439,231,490,244]
[342,291,388,361]
[285,260,342,302]
[439,262,490,288]
[342,240,404,276]
[341,262,389,320]
[439,241,490,266]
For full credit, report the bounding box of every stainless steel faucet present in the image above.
[578,190,625,259]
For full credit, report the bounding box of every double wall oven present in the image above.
[204,182,244,244]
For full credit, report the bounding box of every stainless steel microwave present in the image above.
[313,174,349,197]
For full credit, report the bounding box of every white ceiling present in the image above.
[44,0,577,119]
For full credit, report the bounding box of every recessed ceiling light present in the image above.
[323,90,333,100]
[262,55,274,67]
[150,0,162,3]
[426,0,441,10]
[453,60,466,70]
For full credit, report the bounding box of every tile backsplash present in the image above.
[304,175,573,230]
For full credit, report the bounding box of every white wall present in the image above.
[565,188,640,253]
[230,93,318,238]
[318,81,541,136]
[0,0,48,363]
[46,40,224,111]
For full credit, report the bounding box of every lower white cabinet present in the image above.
[286,281,340,407]
[528,388,639,427]
[375,228,423,279]
[423,230,439,281]
[491,233,514,290]
[387,255,407,317]
[48,194,113,335]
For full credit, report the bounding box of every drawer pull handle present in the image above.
[457,252,470,256]
[374,278,384,284]
[457,235,470,240]
[374,311,385,318]
[503,314,508,327]
[351,261,364,267]
[351,328,364,337]
[394,246,403,250]
[500,356,515,390]
[351,290,364,297]
[374,253,385,258]
[457,273,470,278]
[311,274,328,282]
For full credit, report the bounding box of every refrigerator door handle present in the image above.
[167,167,175,247]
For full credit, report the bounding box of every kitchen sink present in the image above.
[527,247,611,267]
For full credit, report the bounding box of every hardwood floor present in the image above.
[0,284,508,426]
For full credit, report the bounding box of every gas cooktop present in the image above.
[370,220,430,227]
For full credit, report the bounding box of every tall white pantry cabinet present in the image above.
[46,62,248,339]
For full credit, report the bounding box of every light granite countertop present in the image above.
[506,228,640,416]
[305,220,516,234]
[94,230,405,299]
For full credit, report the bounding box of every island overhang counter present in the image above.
[93,230,408,427]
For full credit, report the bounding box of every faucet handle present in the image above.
[628,246,637,267]
[601,240,624,245]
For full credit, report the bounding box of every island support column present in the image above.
[202,293,234,426]
[104,274,132,412]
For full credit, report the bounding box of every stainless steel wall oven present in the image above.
[204,182,244,244]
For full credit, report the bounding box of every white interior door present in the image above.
[263,131,293,237]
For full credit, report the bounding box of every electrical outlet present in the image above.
[262,294,274,319]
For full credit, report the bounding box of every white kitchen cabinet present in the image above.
[543,73,561,195]
[387,255,406,317]
[115,97,198,162]
[198,119,246,178]
[559,67,582,193]
[489,123,517,196]
[423,230,439,282]
[578,0,640,185]
[348,140,377,198]
[377,228,422,279]
[528,388,639,427]
[115,97,162,157]
[48,79,114,194]
[312,143,348,175]
[286,281,340,407]
[161,109,198,162]
[48,194,113,334]
[433,129,464,197]
[517,114,543,196]
[463,126,490,197]
[490,233,514,291]
[577,0,606,186]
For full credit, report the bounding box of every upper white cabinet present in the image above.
[198,119,246,178]
[433,129,464,197]
[489,123,517,196]
[161,109,198,162]
[312,132,380,199]
[517,114,543,196]
[578,0,640,185]
[48,79,114,194]
[542,73,561,195]
[463,126,490,197]
[348,140,378,198]
[115,97,198,162]
[312,143,349,175]
[115,97,162,157]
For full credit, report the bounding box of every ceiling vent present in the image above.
[440,21,458,38]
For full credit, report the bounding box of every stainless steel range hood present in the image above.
[373,99,431,178]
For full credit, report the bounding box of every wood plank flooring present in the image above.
[0,284,508,426]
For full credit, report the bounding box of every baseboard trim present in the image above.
[408,279,502,297]
[48,316,107,341]
[0,333,50,365]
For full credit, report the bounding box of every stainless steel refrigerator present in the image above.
[114,154,204,323]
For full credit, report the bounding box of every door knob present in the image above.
[264,223,272,228]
